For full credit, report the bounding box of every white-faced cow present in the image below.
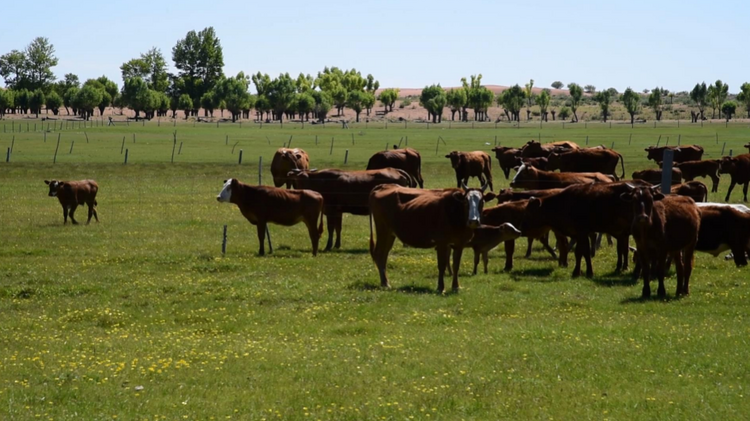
[44,179,99,225]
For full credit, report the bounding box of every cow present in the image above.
[671,181,708,202]
[270,148,310,188]
[366,147,424,188]
[489,187,565,204]
[286,168,412,251]
[369,183,489,292]
[514,156,549,170]
[632,168,683,185]
[510,164,613,190]
[445,151,494,191]
[44,179,99,225]
[520,140,580,158]
[694,203,750,266]
[546,148,625,180]
[523,180,653,277]
[467,224,523,274]
[718,154,750,202]
[745,143,750,152]
[662,160,722,192]
[620,185,700,298]
[216,179,324,256]
[645,145,704,163]
[491,146,522,179]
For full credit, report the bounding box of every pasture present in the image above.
[1,118,749,420]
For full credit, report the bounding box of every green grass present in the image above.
[1,118,749,420]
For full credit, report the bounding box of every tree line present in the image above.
[2,31,750,124]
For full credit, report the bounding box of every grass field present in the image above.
[1,117,749,420]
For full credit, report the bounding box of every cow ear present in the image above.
[444,154,451,158]
[653,193,666,201]
[620,192,633,202]
[451,190,465,202]
[44,180,50,185]
[483,192,497,202]
[223,179,227,183]
[527,198,541,210]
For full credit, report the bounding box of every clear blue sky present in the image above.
[2,0,747,93]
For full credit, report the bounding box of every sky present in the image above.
[1,0,748,94]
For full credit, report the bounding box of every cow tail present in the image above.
[369,213,375,260]
[317,206,324,236]
[418,156,423,188]
[618,153,625,180]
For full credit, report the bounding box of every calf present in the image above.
[445,151,494,191]
[467,223,523,274]
[719,154,750,202]
[366,147,424,188]
[645,145,704,163]
[620,186,700,298]
[44,179,99,225]
[632,168,683,185]
[546,148,625,180]
[270,148,310,188]
[510,163,613,190]
[491,146,522,179]
[670,160,721,192]
[216,178,324,256]
[671,181,708,202]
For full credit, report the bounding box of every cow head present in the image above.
[44,180,63,197]
[217,178,238,203]
[620,184,664,228]
[491,146,513,158]
[546,152,562,170]
[445,151,463,169]
[719,156,737,175]
[454,183,489,229]
[493,188,514,204]
[510,163,535,189]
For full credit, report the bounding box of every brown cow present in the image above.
[287,168,412,250]
[44,179,99,225]
[467,224,523,274]
[491,146,522,179]
[369,184,488,292]
[270,148,310,188]
[366,147,424,188]
[645,145,704,163]
[669,160,721,192]
[620,185,700,298]
[632,168,683,185]
[216,178,324,256]
[745,143,750,152]
[515,156,549,170]
[719,154,750,202]
[695,203,750,266]
[671,181,708,202]
[489,187,564,204]
[547,148,625,180]
[520,140,580,158]
[510,164,613,190]
[445,151,494,191]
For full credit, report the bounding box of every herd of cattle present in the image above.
[45,141,750,298]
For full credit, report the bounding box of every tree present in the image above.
[297,92,315,121]
[295,73,314,93]
[29,89,45,117]
[536,89,551,122]
[721,101,737,122]
[420,84,447,123]
[213,72,252,122]
[254,95,271,121]
[584,85,596,94]
[445,88,467,121]
[311,90,333,122]
[346,90,366,122]
[567,83,583,122]
[620,88,641,124]
[365,74,380,95]
[200,91,216,117]
[558,106,571,121]
[15,89,31,114]
[73,85,102,120]
[172,27,224,113]
[0,88,14,117]
[606,87,619,97]
[362,92,376,117]
[121,77,153,119]
[266,73,296,123]
[594,90,613,122]
[55,74,79,113]
[498,85,525,121]
[551,81,563,89]
[0,50,27,88]
[647,87,664,121]
[737,82,750,118]
[23,37,58,91]
[45,91,62,115]
[64,87,79,116]
[178,94,193,119]
[524,79,535,120]
[377,88,399,113]
[690,82,708,122]
[91,76,118,116]
[121,47,169,92]
[707,80,728,119]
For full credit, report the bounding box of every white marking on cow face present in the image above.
[47,181,60,197]
[510,163,526,187]
[466,190,484,228]
[217,179,233,203]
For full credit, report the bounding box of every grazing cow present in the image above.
[445,151,494,191]
[286,168,412,250]
[467,224,523,274]
[216,179,324,256]
[620,185,700,298]
[515,156,549,170]
[667,160,721,192]
[523,180,653,277]
[546,148,625,180]
[520,140,580,158]
[632,168,683,185]
[44,179,99,225]
[671,181,708,202]
[510,164,613,190]
[645,145,704,163]
[270,148,310,188]
[719,154,750,202]
[491,146,522,179]
[366,147,424,188]
[369,184,488,292]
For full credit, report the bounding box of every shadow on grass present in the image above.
[346,281,441,295]
[323,248,371,255]
[396,285,436,295]
[508,267,557,281]
[591,271,639,287]
[620,293,683,304]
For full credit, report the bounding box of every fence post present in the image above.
[222,225,227,255]
[629,133,632,145]
[84,132,89,143]
[124,149,129,164]
[69,141,74,154]
[6,148,9,162]
[225,135,228,146]
[661,149,674,194]
[238,149,243,165]
[121,137,125,154]
[288,136,293,148]
[133,133,136,143]
[330,137,334,155]
[344,149,349,164]
[258,156,262,185]
[721,142,726,155]
[53,134,60,163]
[730,149,733,157]
[585,136,588,145]
[656,135,661,147]
[351,133,354,145]
[677,135,681,145]
[178,142,183,155]
[10,136,14,153]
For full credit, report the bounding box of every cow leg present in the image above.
[455,175,462,189]
[504,240,515,271]
[472,247,480,275]
[503,168,510,180]
[68,204,79,225]
[525,237,534,258]
[539,233,558,259]
[616,235,630,272]
[256,222,267,256]
[373,231,396,288]
[731,243,748,267]
[90,201,99,223]
[639,252,652,298]
[672,251,685,297]
[451,247,464,292]
[333,215,343,249]
[436,245,449,293]
[86,202,95,224]
[482,250,489,274]
[305,218,320,257]
[324,214,335,251]
[725,180,737,202]
[655,252,667,298]
[743,182,749,202]
[571,235,586,278]
[61,204,69,224]
[711,175,719,193]
[554,231,568,267]
[588,233,597,258]
[682,247,695,295]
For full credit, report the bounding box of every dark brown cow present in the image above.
[645,145,704,163]
[44,179,99,225]
[695,203,750,266]
[632,168,683,185]
[547,148,625,180]
[489,187,564,204]
[719,154,750,202]
[491,146,522,179]
[366,147,424,188]
[510,164,613,190]
[467,224,523,274]
[620,186,700,298]
[369,184,488,292]
[515,156,549,170]
[270,148,310,188]
[523,180,653,277]
[287,168,412,250]
[669,160,721,192]
[445,151,494,191]
[216,178,324,256]
[671,181,708,202]
[745,143,750,152]
[520,140,580,158]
